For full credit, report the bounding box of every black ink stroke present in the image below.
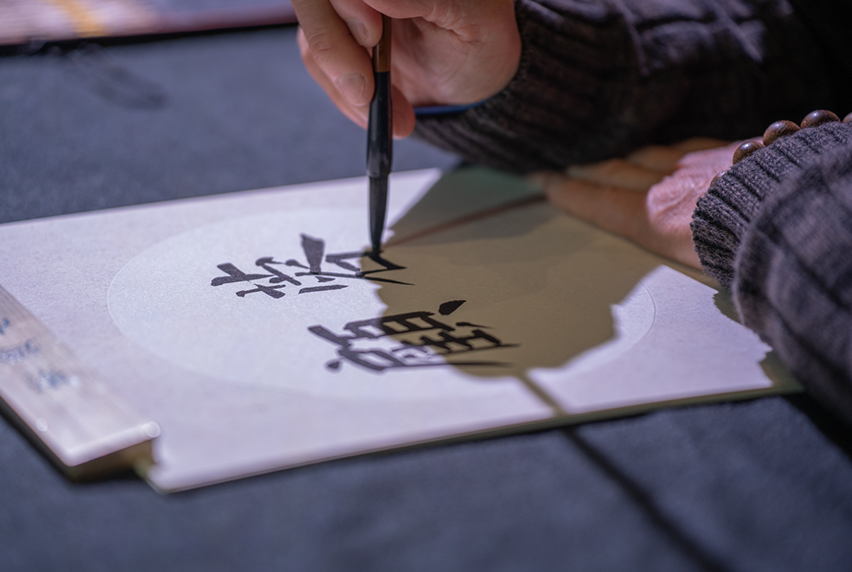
[211,234,410,299]
[438,300,465,315]
[309,302,519,373]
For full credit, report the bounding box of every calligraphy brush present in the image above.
[367,15,392,253]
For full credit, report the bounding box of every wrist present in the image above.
[692,112,852,287]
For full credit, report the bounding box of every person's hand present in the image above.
[293,0,520,138]
[531,139,745,268]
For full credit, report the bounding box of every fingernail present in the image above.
[336,73,367,105]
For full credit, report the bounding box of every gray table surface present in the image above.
[1,26,852,572]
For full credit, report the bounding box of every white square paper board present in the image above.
[0,168,799,491]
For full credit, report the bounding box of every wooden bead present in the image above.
[844,112,852,123]
[762,120,799,145]
[801,109,840,128]
[732,140,764,164]
[709,171,727,187]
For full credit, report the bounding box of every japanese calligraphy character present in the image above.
[309,300,518,372]
[211,234,408,299]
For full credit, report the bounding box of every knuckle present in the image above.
[304,28,339,66]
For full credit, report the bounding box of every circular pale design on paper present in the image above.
[108,208,657,400]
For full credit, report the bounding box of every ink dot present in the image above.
[439,300,466,316]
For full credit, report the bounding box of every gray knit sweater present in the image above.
[414,0,839,172]
[413,0,852,423]
[693,122,852,425]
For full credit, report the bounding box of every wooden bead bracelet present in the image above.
[732,110,852,164]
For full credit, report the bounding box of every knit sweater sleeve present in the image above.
[413,0,834,172]
[691,122,852,424]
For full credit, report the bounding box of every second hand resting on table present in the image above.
[531,139,744,269]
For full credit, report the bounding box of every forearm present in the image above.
[415,0,835,172]
[692,121,852,424]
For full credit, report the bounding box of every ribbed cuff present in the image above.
[692,121,852,288]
